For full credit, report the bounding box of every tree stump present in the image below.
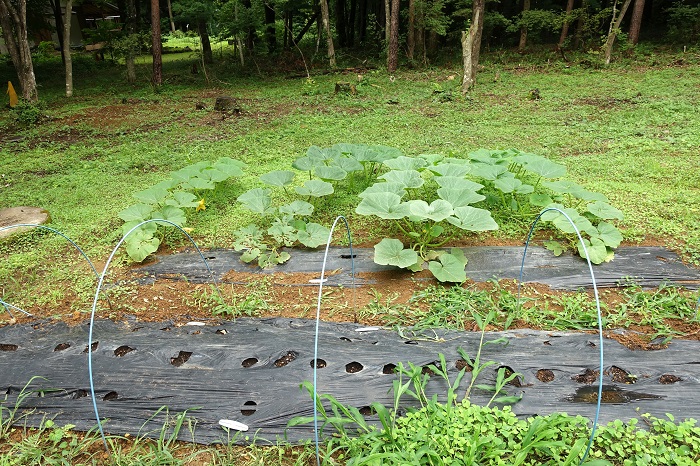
[214,96,240,113]
[334,82,357,95]
[0,206,51,240]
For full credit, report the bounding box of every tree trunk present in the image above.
[0,0,38,102]
[518,0,530,52]
[336,0,347,47]
[198,20,213,63]
[348,0,356,46]
[126,0,137,83]
[50,0,65,66]
[387,0,399,72]
[407,0,415,60]
[603,0,633,65]
[151,0,163,86]
[628,0,645,45]
[558,0,575,49]
[384,0,390,44]
[461,0,485,94]
[264,3,277,52]
[64,0,73,97]
[294,9,319,44]
[320,0,336,66]
[357,0,367,42]
[166,0,176,32]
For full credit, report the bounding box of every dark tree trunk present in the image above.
[348,0,357,46]
[407,0,415,59]
[518,0,530,52]
[264,3,276,52]
[628,0,645,45]
[357,0,367,42]
[166,0,176,32]
[0,0,39,101]
[336,0,347,47]
[198,20,213,63]
[294,8,319,44]
[558,0,575,49]
[151,0,162,86]
[126,0,136,83]
[387,0,399,72]
[241,0,256,50]
[49,0,65,65]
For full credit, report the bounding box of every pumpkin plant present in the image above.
[118,157,245,262]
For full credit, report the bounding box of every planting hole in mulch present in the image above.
[499,365,525,387]
[359,406,375,416]
[170,350,192,367]
[0,344,18,351]
[274,351,297,367]
[536,369,555,383]
[241,357,258,368]
[346,361,363,373]
[73,389,88,399]
[382,363,397,374]
[568,385,663,404]
[82,341,98,353]
[54,343,71,352]
[241,401,257,416]
[114,345,135,357]
[455,358,473,372]
[572,368,599,384]
[103,391,119,401]
[606,365,636,384]
[659,374,682,384]
[311,358,327,368]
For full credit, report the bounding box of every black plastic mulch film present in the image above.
[1,318,699,444]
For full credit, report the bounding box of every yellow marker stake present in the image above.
[7,81,18,108]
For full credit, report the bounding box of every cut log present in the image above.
[214,96,240,113]
[0,206,51,240]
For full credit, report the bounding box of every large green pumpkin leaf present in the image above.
[429,252,467,283]
[121,220,157,237]
[165,191,199,208]
[151,206,187,226]
[447,206,499,231]
[383,156,428,171]
[594,221,623,248]
[356,192,410,219]
[587,201,624,220]
[125,231,160,262]
[374,238,419,268]
[213,157,246,177]
[184,177,215,191]
[543,180,584,194]
[552,208,596,236]
[314,165,348,181]
[471,163,508,180]
[358,182,407,199]
[577,237,609,264]
[418,153,444,165]
[297,223,331,248]
[199,168,229,183]
[238,188,275,214]
[407,199,454,222]
[435,176,484,191]
[170,165,202,183]
[331,156,363,173]
[260,170,296,187]
[292,156,320,172]
[429,163,471,178]
[295,179,334,197]
[379,170,424,189]
[118,204,154,222]
[437,188,485,207]
[279,200,314,217]
[368,145,403,162]
[529,193,553,207]
[520,156,567,179]
[133,186,169,205]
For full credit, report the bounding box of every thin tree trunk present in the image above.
[166,0,176,32]
[63,0,73,97]
[264,3,276,52]
[234,2,245,66]
[151,0,163,85]
[558,0,575,49]
[518,0,530,52]
[407,0,415,60]
[50,0,65,66]
[126,0,136,83]
[461,0,485,94]
[0,0,38,102]
[603,0,633,65]
[336,0,347,47]
[320,0,336,66]
[294,9,319,44]
[198,20,213,63]
[387,0,399,72]
[628,0,645,45]
[384,0,390,44]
